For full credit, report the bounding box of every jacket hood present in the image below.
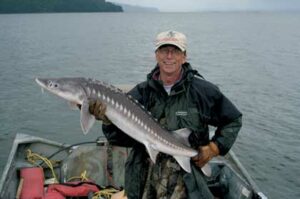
[146,62,204,95]
[147,62,202,81]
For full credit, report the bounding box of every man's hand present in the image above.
[88,99,112,125]
[192,142,220,168]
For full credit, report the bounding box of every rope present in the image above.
[92,188,120,199]
[26,149,59,183]
[67,170,90,182]
[26,149,123,199]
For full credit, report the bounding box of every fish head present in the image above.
[35,77,86,104]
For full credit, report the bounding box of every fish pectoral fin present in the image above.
[80,99,95,135]
[172,128,192,147]
[145,144,159,163]
[173,155,192,173]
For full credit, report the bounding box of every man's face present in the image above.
[155,45,186,76]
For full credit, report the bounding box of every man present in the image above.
[89,31,242,198]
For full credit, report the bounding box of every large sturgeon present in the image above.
[35,77,210,174]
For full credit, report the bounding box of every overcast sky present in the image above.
[108,0,300,12]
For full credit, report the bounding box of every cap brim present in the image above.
[155,42,185,52]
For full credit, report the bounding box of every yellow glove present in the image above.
[192,142,219,168]
[88,99,112,125]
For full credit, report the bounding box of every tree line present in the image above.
[0,0,123,13]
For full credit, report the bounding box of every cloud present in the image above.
[108,0,300,11]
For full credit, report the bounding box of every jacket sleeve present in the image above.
[102,83,145,147]
[211,116,242,155]
[201,81,243,155]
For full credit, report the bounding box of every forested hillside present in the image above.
[0,0,123,13]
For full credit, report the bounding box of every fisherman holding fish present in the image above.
[35,31,242,198]
[84,31,242,198]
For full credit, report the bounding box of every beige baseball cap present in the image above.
[155,30,187,52]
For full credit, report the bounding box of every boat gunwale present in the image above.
[0,133,69,193]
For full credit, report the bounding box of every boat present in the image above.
[0,133,267,199]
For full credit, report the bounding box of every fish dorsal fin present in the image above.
[172,128,192,147]
[80,99,95,135]
[145,143,159,163]
[173,155,192,173]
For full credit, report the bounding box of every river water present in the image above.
[0,12,299,198]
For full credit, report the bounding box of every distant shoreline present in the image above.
[0,11,124,14]
[0,0,123,14]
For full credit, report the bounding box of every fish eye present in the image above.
[47,81,58,88]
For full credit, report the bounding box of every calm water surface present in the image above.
[0,12,300,198]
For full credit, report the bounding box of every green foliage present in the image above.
[0,0,123,13]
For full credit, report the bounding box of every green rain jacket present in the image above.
[102,63,242,198]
